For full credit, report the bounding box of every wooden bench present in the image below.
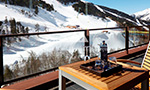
[141,41,150,69]
[2,71,58,90]
[116,41,150,89]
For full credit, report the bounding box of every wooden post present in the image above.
[148,26,150,41]
[0,37,3,87]
[141,78,149,90]
[125,27,129,54]
[84,30,90,60]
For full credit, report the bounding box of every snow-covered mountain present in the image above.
[134,8,150,21]
[0,0,144,65]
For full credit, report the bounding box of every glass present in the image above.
[90,28,125,58]
[3,32,84,81]
[129,27,149,47]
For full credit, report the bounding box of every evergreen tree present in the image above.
[73,50,80,59]
[35,6,38,14]
[9,18,16,34]
[16,26,19,33]
[2,30,5,35]
[5,0,7,7]
[4,65,13,80]
[71,50,81,62]
[0,21,3,26]
[5,0,7,4]
[18,37,22,42]
[5,24,8,34]
[44,25,47,32]
[46,4,51,11]
[16,21,22,33]
[0,0,5,2]
[25,27,29,33]
[51,4,54,11]
[27,51,41,73]
[4,16,8,24]
[7,37,11,46]
[38,0,54,12]
[21,26,25,33]
[0,24,3,34]
[13,63,20,77]
[35,23,40,32]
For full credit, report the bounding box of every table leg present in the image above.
[141,78,149,90]
[59,70,66,90]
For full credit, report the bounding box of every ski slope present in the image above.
[0,0,126,65]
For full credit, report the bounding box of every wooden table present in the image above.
[59,59,149,90]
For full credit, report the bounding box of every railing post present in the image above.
[148,26,150,41]
[0,37,3,87]
[84,30,90,60]
[125,26,129,54]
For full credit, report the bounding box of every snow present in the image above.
[0,0,126,65]
[134,8,150,21]
[104,10,138,25]
[94,5,105,14]
[135,19,142,26]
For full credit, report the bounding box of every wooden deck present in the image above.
[59,58,149,90]
[1,45,147,90]
[108,44,147,58]
[2,71,58,90]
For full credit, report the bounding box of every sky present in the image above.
[84,0,150,14]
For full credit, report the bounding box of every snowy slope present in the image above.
[134,8,150,21]
[0,0,126,65]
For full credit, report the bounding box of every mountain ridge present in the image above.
[0,0,149,66]
[134,8,150,21]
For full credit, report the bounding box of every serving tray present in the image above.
[80,60,122,77]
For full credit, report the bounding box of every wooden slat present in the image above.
[104,71,131,84]
[117,59,141,65]
[144,58,150,63]
[146,51,150,54]
[108,71,148,90]
[143,65,150,70]
[145,57,150,60]
[146,53,150,57]
[100,71,131,82]
[143,62,150,68]
[144,60,150,64]
[142,43,150,70]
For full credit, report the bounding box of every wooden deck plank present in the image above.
[2,71,58,90]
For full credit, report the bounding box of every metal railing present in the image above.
[0,25,150,86]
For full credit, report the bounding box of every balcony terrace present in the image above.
[0,26,150,90]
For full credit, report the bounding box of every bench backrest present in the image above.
[141,41,150,69]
